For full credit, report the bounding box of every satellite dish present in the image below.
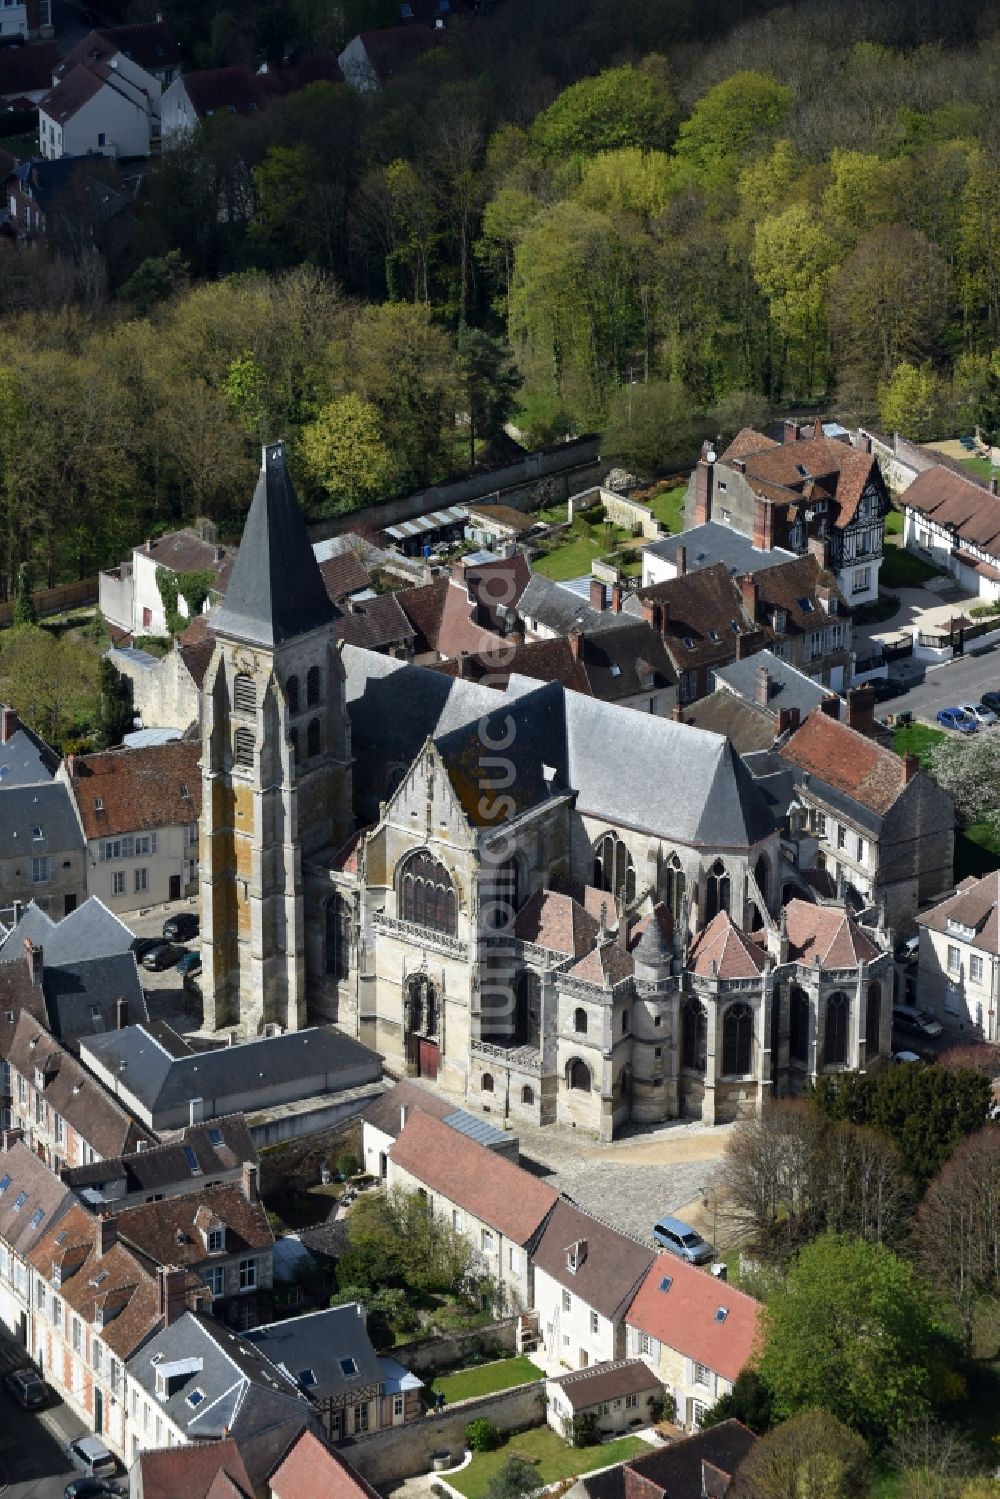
[706,449,717,464]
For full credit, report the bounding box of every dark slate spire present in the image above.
[213,441,339,647]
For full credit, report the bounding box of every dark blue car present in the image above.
[936,707,978,734]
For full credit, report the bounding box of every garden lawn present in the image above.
[430,1356,544,1403]
[644,484,687,532]
[884,505,904,536]
[533,537,605,580]
[449,1426,650,1499]
[955,822,1000,881]
[893,722,946,763]
[960,454,998,483]
[879,548,943,588]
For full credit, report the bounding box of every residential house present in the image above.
[99,526,233,640]
[0,779,86,919]
[901,464,1000,602]
[397,551,530,664]
[531,1199,654,1371]
[161,53,341,144]
[40,21,180,159]
[124,1310,317,1479]
[0,0,50,42]
[0,702,59,786]
[1,152,130,242]
[774,708,955,931]
[333,593,415,658]
[916,872,1000,1041]
[623,564,760,708]
[360,1077,517,1179]
[640,521,796,590]
[0,1139,75,1348]
[571,1419,756,1499]
[0,40,60,105]
[683,423,890,606]
[109,617,215,736]
[246,1303,422,1442]
[130,1438,254,1499]
[28,1203,188,1456]
[80,1023,382,1134]
[3,1008,151,1170]
[515,572,634,642]
[387,1110,558,1312]
[0,892,134,966]
[546,1360,664,1441]
[337,25,438,92]
[114,1163,272,1331]
[63,1116,257,1211]
[625,1254,760,1429]
[53,22,181,93]
[684,652,837,754]
[60,741,203,913]
[268,1429,381,1499]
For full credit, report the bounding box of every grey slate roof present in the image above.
[42,896,135,965]
[441,1110,516,1148]
[640,522,796,576]
[62,1115,256,1201]
[244,1304,382,1403]
[42,951,148,1050]
[0,726,58,786]
[715,649,832,720]
[0,781,84,860]
[517,573,633,635]
[0,901,56,962]
[682,690,777,755]
[81,1023,380,1115]
[214,442,339,647]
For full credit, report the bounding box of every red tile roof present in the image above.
[783,898,879,967]
[779,710,907,815]
[65,741,202,839]
[720,429,877,529]
[390,1112,558,1245]
[688,912,767,979]
[137,1439,254,1499]
[117,1181,272,1273]
[635,564,756,672]
[270,1429,379,1499]
[626,1253,761,1382]
[568,938,634,986]
[513,889,600,958]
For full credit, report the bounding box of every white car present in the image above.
[892,1050,922,1065]
[961,702,999,727]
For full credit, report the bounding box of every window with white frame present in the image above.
[947,944,961,975]
[852,567,871,593]
[626,1393,639,1408]
[970,954,984,984]
[562,1289,571,1313]
[481,1228,493,1253]
[205,1267,224,1298]
[693,1361,711,1388]
[31,857,51,885]
[812,810,827,839]
[692,1399,707,1426]
[452,1210,463,1233]
[207,1229,224,1253]
[837,825,846,850]
[134,868,148,894]
[856,836,866,862]
[238,1258,256,1291]
[112,872,125,896]
[393,1395,404,1417]
[590,1311,599,1334]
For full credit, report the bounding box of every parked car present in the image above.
[176,949,201,978]
[142,943,182,972]
[980,690,1000,714]
[64,1480,114,1499]
[652,1215,714,1265]
[66,1435,117,1480]
[163,911,199,942]
[936,707,978,733]
[130,936,163,961]
[892,1050,923,1065]
[892,1004,944,1039]
[960,702,998,727]
[2,1366,47,1408]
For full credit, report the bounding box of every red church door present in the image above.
[418,1039,439,1080]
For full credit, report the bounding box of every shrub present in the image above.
[337,1151,359,1179]
[466,1418,501,1452]
[571,1412,600,1448]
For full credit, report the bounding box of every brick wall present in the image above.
[392,1319,518,1376]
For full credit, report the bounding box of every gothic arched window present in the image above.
[513,970,542,1048]
[325,894,351,979]
[306,665,321,706]
[574,1006,588,1036]
[664,854,686,921]
[865,982,881,1058]
[789,987,810,1064]
[705,860,731,923]
[722,1003,752,1076]
[593,832,635,904]
[286,675,300,715]
[824,992,849,1068]
[306,719,321,759]
[682,996,707,1073]
[399,851,458,935]
[568,1058,591,1093]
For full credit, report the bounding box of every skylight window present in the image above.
[29,1208,44,1229]
[94,798,104,811]
[31,826,43,840]
[183,1146,202,1175]
[715,1306,729,1322]
[609,664,621,677]
[683,637,696,650]
[12,1192,27,1211]
[0,1174,10,1195]
[180,783,190,798]
[659,1275,673,1294]
[339,1357,358,1377]
[208,1128,223,1147]
[797,597,814,613]
[55,1230,68,1244]
[91,1269,108,1287]
[298,1368,317,1387]
[186,1388,205,1408]
[731,620,741,634]
[707,629,720,643]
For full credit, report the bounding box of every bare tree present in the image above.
[916,1129,1000,1354]
[888,1416,980,1499]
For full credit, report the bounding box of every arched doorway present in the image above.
[405,973,441,1079]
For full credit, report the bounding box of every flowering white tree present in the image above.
[925,734,1000,830]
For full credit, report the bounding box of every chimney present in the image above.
[755,664,771,707]
[610,582,622,614]
[675,545,686,577]
[807,533,829,568]
[819,695,840,718]
[115,997,129,1030]
[641,599,660,631]
[568,626,583,661]
[776,706,800,736]
[693,442,714,526]
[846,683,876,737]
[783,418,799,444]
[98,1214,117,1254]
[456,651,471,679]
[158,1266,188,1328]
[400,1104,410,1132]
[735,631,752,660]
[752,496,774,551]
[901,751,920,785]
[242,1161,259,1204]
[0,706,17,744]
[672,702,683,722]
[24,940,42,986]
[740,576,758,623]
[589,577,605,612]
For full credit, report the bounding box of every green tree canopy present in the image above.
[353,301,459,490]
[604,379,706,475]
[730,1409,870,1499]
[530,60,677,159]
[758,1233,947,1443]
[674,72,795,194]
[13,562,36,628]
[300,394,394,515]
[878,361,946,440]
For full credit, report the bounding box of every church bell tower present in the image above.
[200,442,353,1035]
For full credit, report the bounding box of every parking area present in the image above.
[127,899,204,1037]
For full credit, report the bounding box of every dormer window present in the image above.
[32,826,43,841]
[207,1228,225,1253]
[946,918,976,940]
[34,1068,45,1091]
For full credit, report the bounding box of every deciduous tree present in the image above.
[730,1409,869,1499]
[300,394,394,514]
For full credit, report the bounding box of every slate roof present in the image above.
[0,720,59,785]
[128,1312,314,1488]
[626,1253,761,1382]
[532,1200,654,1320]
[470,621,677,702]
[42,950,148,1052]
[579,1421,756,1499]
[918,871,1000,953]
[641,522,796,577]
[135,1439,254,1499]
[903,464,1000,561]
[57,21,181,77]
[681,690,777,755]
[65,741,201,839]
[715,649,832,721]
[626,563,758,673]
[80,1024,380,1118]
[117,1181,272,1274]
[390,1112,558,1245]
[782,899,879,967]
[0,42,61,99]
[5,1010,151,1158]
[0,1140,75,1259]
[517,573,632,637]
[133,528,231,577]
[268,1429,380,1499]
[0,900,56,962]
[688,912,768,980]
[36,896,134,966]
[779,710,907,816]
[548,1358,661,1412]
[244,1304,382,1403]
[214,443,339,647]
[333,592,414,651]
[360,1077,461,1137]
[0,780,84,860]
[63,1116,256,1200]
